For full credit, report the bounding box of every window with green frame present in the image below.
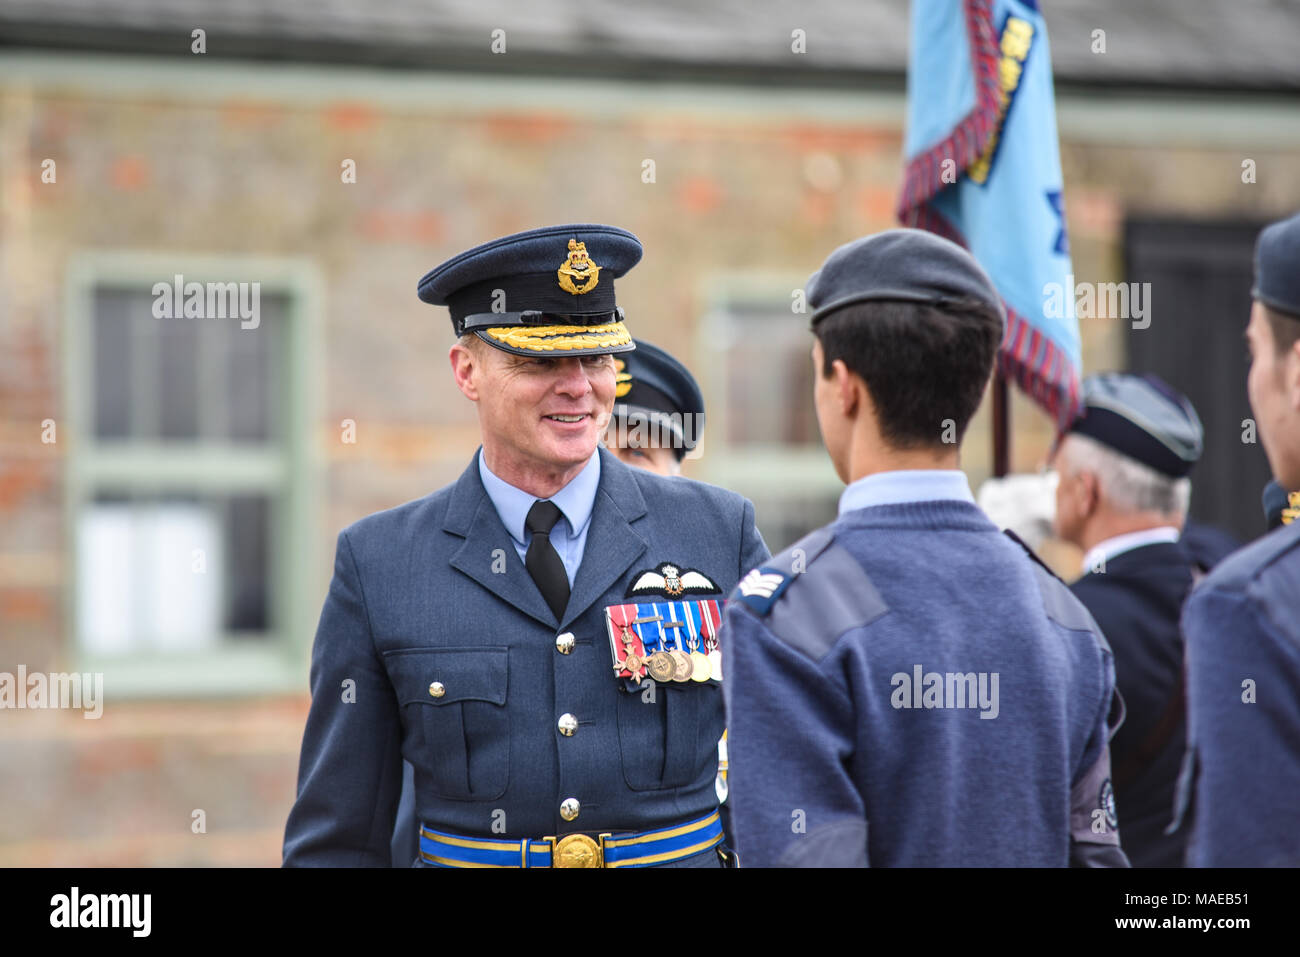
[696,284,844,554]
[64,256,318,695]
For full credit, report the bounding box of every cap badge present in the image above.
[557,239,602,295]
[614,357,633,397]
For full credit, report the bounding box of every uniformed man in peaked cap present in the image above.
[388,334,732,865]
[1179,209,1300,867]
[721,228,1129,867]
[604,338,706,476]
[285,224,768,868]
[1052,372,1209,867]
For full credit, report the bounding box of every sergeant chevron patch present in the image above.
[732,567,794,616]
[626,562,720,598]
[738,570,784,597]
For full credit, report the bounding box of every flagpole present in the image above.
[992,371,1010,478]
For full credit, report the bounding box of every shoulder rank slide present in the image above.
[733,567,794,617]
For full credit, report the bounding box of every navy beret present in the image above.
[1253,210,1300,320]
[611,339,705,460]
[1067,372,1203,478]
[806,228,1006,332]
[417,224,642,356]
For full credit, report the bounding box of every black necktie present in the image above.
[526,500,570,620]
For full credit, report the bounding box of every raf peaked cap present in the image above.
[1253,209,1300,320]
[805,228,1006,331]
[418,223,643,357]
[1067,372,1204,479]
[612,339,706,460]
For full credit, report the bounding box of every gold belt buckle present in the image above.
[548,833,606,868]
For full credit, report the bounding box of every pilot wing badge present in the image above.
[627,562,720,599]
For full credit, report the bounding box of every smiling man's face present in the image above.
[452,337,617,482]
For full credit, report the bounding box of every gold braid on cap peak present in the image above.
[484,321,631,352]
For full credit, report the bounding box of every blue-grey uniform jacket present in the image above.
[722,501,1129,867]
[1178,520,1300,867]
[283,447,768,866]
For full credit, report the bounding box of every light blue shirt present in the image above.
[838,469,976,516]
[478,448,601,587]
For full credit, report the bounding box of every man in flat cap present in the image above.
[721,228,1128,867]
[1179,210,1300,867]
[285,224,768,868]
[1051,372,1209,867]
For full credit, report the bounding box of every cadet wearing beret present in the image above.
[1179,210,1300,867]
[1052,373,1211,867]
[284,224,768,868]
[722,228,1129,867]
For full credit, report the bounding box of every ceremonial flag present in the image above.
[898,0,1081,427]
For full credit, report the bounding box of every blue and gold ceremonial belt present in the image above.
[418,809,723,868]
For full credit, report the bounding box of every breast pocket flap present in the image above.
[385,647,509,707]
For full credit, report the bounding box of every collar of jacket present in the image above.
[443,446,649,629]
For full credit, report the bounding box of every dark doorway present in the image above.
[1124,218,1274,546]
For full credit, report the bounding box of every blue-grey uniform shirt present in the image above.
[284,447,768,866]
[722,470,1128,867]
[478,447,599,585]
[1178,521,1300,866]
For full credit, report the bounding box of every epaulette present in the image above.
[1002,529,1065,584]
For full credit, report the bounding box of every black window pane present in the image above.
[1125,219,1273,544]
[224,494,270,632]
[158,310,200,440]
[226,294,284,443]
[93,292,134,439]
[93,282,283,445]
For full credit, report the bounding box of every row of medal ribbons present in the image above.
[605,600,724,685]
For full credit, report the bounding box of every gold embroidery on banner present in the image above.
[968,16,1034,185]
